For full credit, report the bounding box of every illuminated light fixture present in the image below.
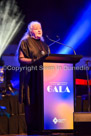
[76,79,91,85]
[0,0,24,57]
[10,79,19,88]
[57,4,91,54]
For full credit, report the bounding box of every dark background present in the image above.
[4,0,91,56]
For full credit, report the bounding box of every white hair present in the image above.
[16,21,44,59]
[22,21,44,41]
[28,21,41,33]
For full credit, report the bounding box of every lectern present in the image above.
[42,54,82,132]
[31,54,82,133]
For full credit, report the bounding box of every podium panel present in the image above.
[43,62,74,130]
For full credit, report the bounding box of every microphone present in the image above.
[46,35,76,55]
[48,36,61,47]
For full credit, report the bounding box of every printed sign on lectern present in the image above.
[43,62,74,130]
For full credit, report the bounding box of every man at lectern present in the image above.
[17,21,50,134]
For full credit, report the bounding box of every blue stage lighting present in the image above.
[0,106,6,110]
[10,80,19,89]
[57,4,91,54]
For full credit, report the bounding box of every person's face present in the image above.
[31,23,43,39]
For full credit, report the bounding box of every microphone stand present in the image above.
[46,35,76,55]
[48,37,61,47]
[86,60,91,112]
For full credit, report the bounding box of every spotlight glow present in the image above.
[0,0,24,57]
[57,4,91,54]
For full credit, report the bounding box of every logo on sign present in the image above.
[53,117,66,124]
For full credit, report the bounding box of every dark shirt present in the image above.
[18,36,50,105]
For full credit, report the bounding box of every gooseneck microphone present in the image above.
[46,35,76,55]
[48,36,61,47]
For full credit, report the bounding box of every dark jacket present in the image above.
[18,36,50,105]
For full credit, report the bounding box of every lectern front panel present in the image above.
[43,62,74,130]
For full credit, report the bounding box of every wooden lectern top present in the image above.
[44,54,83,64]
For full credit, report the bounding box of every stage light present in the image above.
[0,106,10,118]
[57,3,91,54]
[0,0,24,57]
[10,79,19,89]
[0,66,4,83]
